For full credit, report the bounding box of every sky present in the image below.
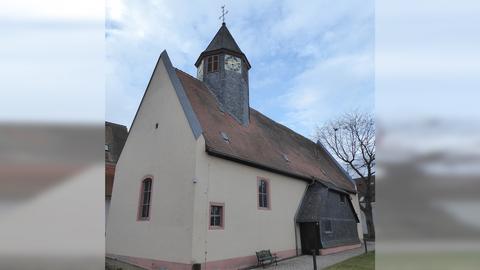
[0,0,104,123]
[106,0,374,138]
[1,0,478,135]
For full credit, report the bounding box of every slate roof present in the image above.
[195,23,251,68]
[296,182,360,222]
[205,23,243,53]
[296,182,325,222]
[176,69,356,193]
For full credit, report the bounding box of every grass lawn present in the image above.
[376,252,480,270]
[324,251,374,270]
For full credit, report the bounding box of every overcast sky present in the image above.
[106,0,374,138]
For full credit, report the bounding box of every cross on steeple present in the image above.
[219,5,229,24]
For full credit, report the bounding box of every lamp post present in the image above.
[364,237,368,254]
[313,221,319,270]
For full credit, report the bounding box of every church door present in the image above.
[299,222,320,255]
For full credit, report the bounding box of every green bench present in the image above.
[256,249,278,268]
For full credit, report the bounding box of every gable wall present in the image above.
[106,57,197,264]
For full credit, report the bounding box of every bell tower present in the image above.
[195,22,251,126]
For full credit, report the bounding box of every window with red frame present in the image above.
[210,204,223,228]
[258,179,269,208]
[139,178,152,220]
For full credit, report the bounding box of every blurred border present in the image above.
[376,0,480,269]
[0,1,105,269]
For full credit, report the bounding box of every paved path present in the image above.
[254,243,374,270]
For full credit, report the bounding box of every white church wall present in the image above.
[191,151,308,263]
[191,135,211,264]
[106,56,197,264]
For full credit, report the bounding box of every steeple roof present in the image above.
[195,23,250,68]
[205,23,242,52]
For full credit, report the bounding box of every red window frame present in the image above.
[137,176,153,221]
[209,202,225,230]
[257,177,271,210]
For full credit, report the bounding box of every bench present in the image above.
[255,249,278,268]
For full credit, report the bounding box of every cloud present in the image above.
[280,52,374,137]
[106,0,374,137]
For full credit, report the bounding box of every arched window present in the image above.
[258,178,270,209]
[138,178,152,220]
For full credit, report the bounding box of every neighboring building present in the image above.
[355,176,375,203]
[0,125,103,270]
[354,176,375,237]
[106,23,363,270]
[105,121,128,226]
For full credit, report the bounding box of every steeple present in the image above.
[195,23,251,126]
[194,23,250,69]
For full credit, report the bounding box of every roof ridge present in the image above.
[175,68,200,82]
[249,108,317,146]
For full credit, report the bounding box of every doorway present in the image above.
[299,222,320,255]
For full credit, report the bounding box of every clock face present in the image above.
[224,55,241,73]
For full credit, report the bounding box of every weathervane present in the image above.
[219,5,229,24]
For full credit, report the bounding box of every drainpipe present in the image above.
[294,178,316,256]
[203,162,211,269]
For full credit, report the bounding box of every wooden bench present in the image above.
[255,249,278,268]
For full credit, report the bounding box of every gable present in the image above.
[107,51,200,261]
[296,182,360,223]
[126,51,202,145]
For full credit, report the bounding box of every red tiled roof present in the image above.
[176,69,355,193]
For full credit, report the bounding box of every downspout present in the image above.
[203,161,211,269]
[293,178,316,256]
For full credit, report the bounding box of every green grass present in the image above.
[324,251,374,270]
[376,252,480,270]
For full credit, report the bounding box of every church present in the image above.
[106,22,363,270]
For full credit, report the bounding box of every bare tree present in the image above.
[316,112,375,239]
